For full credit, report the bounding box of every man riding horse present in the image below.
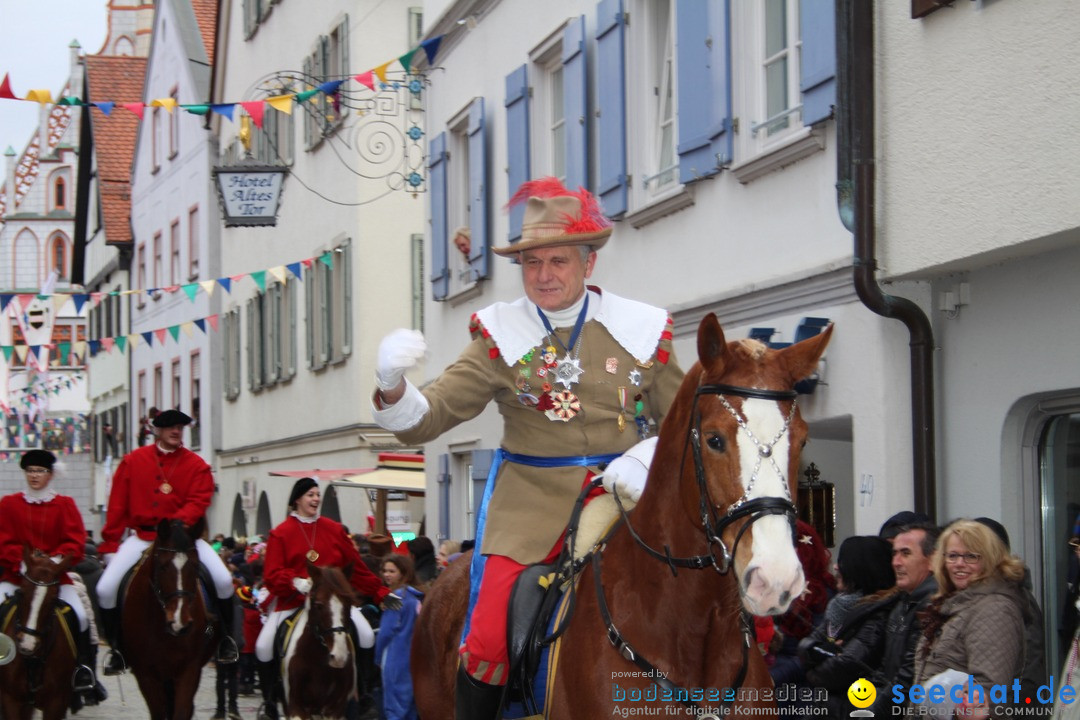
[95,409,238,674]
[372,177,685,717]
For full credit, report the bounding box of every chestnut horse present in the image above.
[120,518,219,720]
[412,313,832,718]
[0,548,78,720]
[281,563,363,720]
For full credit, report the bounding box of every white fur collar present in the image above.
[474,287,668,367]
[23,488,58,504]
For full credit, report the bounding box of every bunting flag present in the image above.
[0,33,448,119]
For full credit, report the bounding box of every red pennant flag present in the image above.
[206,314,220,332]
[154,328,168,344]
[354,71,375,91]
[17,294,35,310]
[100,337,115,353]
[302,258,314,269]
[0,73,16,100]
[122,102,145,119]
[240,101,265,128]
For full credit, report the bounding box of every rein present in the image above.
[150,545,197,610]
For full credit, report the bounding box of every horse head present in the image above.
[661,313,831,616]
[15,546,73,656]
[150,518,202,636]
[306,563,360,669]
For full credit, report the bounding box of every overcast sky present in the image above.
[0,0,109,153]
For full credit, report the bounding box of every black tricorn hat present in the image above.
[20,449,56,470]
[153,409,193,428]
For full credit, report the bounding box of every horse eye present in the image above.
[706,434,726,452]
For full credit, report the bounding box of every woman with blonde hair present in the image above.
[914,519,1029,713]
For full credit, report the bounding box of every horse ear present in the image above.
[157,518,172,538]
[777,323,833,384]
[696,313,729,374]
[308,563,321,580]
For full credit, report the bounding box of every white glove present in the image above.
[375,329,427,391]
[292,577,313,594]
[601,437,659,503]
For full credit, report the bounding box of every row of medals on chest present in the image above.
[513,342,652,430]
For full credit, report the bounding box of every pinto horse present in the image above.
[281,563,363,720]
[120,518,220,720]
[412,313,832,718]
[0,547,79,720]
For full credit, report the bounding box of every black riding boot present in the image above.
[257,660,280,720]
[215,595,240,664]
[99,606,127,676]
[74,627,109,704]
[455,665,504,720]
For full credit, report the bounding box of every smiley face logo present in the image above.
[847,678,876,709]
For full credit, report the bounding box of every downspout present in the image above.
[836,0,937,518]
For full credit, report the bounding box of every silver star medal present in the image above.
[628,368,642,386]
[553,353,585,390]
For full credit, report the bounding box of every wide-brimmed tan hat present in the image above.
[494,177,612,256]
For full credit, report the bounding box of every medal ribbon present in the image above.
[536,294,589,355]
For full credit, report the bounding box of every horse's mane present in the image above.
[315,566,356,598]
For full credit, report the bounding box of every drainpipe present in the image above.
[836,0,936,518]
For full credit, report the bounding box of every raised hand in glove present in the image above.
[601,436,658,503]
[381,592,403,611]
[292,577,313,594]
[375,329,427,392]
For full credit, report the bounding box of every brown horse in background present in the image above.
[281,563,363,720]
[412,313,832,718]
[120,518,219,720]
[0,547,79,720]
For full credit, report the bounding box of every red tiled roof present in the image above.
[85,55,147,246]
[191,0,218,64]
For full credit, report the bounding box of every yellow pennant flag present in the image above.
[25,89,53,104]
[120,289,139,296]
[199,280,217,296]
[373,61,395,83]
[52,295,69,315]
[268,266,288,284]
[127,333,141,348]
[72,341,87,359]
[151,97,178,113]
[181,322,195,337]
[14,345,28,363]
[266,94,294,115]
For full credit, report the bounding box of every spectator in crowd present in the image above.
[871,521,940,713]
[376,555,424,720]
[769,521,836,692]
[407,536,438,590]
[879,510,932,543]
[237,574,262,697]
[213,580,245,720]
[973,516,1047,700]
[803,536,897,717]
[437,540,462,569]
[914,519,1027,714]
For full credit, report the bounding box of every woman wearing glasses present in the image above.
[914,519,1029,714]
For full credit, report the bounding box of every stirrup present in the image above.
[103,647,128,676]
[216,635,239,664]
[72,664,96,692]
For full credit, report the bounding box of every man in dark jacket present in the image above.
[873,522,940,712]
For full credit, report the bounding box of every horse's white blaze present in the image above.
[18,585,46,653]
[327,595,349,668]
[171,552,188,633]
[735,398,805,615]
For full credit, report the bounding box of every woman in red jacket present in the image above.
[254,478,400,718]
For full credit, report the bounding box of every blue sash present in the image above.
[460,449,620,642]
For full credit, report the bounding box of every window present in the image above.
[188,206,199,279]
[248,280,297,389]
[153,364,163,410]
[303,15,349,148]
[223,308,242,400]
[152,106,161,171]
[243,0,264,39]
[189,351,201,450]
[170,219,180,286]
[136,243,147,307]
[305,239,352,370]
[411,233,424,331]
[530,37,567,183]
[137,371,147,429]
[153,231,162,298]
[168,86,179,159]
[407,7,423,48]
[446,109,473,294]
[54,176,66,209]
[171,358,181,409]
[255,105,294,165]
[50,234,68,278]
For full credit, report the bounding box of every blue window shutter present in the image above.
[467,98,489,281]
[505,65,530,244]
[676,0,732,183]
[428,132,449,300]
[595,0,627,217]
[437,453,450,542]
[562,15,588,190]
[800,0,836,126]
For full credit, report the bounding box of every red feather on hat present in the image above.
[508,177,612,235]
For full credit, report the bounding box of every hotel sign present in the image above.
[213,165,288,226]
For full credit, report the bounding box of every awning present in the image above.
[335,453,426,493]
[268,468,370,482]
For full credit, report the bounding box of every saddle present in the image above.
[0,593,78,658]
[117,554,218,621]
